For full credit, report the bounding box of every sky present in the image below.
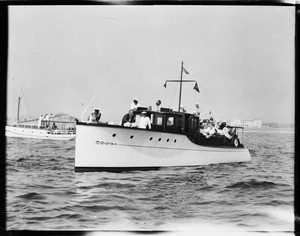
[7,5,295,124]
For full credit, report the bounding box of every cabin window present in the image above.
[166,117,174,126]
[153,114,163,126]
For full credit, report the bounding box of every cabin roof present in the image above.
[134,107,192,117]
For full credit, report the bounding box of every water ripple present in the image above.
[6,131,294,231]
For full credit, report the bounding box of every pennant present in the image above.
[193,82,200,93]
[163,82,167,88]
[183,67,189,74]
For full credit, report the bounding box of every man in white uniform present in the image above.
[137,111,151,129]
[130,98,140,111]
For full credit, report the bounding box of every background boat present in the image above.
[6,85,76,140]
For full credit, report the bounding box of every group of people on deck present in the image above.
[38,113,54,129]
[90,98,232,138]
[192,103,232,139]
[122,98,151,129]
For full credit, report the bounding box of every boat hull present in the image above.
[5,125,75,140]
[75,123,251,171]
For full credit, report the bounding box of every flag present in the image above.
[163,82,167,88]
[183,67,189,74]
[193,82,200,93]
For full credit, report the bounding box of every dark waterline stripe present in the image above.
[74,162,249,172]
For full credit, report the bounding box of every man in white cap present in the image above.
[137,111,151,129]
[130,98,140,111]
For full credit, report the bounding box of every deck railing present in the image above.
[10,124,76,135]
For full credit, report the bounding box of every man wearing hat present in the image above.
[137,111,151,129]
[121,109,136,127]
[130,98,140,111]
[89,108,101,123]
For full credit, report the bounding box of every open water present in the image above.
[6,130,294,235]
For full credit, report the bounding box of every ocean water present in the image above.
[6,130,294,234]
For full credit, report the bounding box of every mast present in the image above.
[163,62,198,112]
[178,61,183,112]
[17,85,21,123]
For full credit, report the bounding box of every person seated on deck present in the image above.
[121,109,136,127]
[52,123,57,130]
[88,108,101,123]
[202,122,215,138]
[137,111,151,129]
[215,121,232,139]
[218,121,227,130]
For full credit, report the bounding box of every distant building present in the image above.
[228,119,262,128]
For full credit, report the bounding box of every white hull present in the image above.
[6,125,75,140]
[75,123,251,170]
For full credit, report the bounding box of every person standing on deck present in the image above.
[130,99,140,111]
[208,111,215,123]
[38,115,43,129]
[137,111,151,129]
[193,103,202,119]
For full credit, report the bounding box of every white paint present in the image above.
[6,125,75,140]
[75,123,251,168]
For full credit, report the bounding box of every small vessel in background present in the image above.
[75,62,251,171]
[6,85,76,140]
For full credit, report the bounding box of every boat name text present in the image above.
[95,141,117,145]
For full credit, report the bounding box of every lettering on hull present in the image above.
[95,141,117,145]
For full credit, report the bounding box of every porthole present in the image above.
[130,135,134,139]
[166,139,169,142]
[150,137,153,141]
[174,139,177,143]
[158,138,161,141]
[112,133,116,137]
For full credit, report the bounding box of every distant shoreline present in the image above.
[243,127,294,133]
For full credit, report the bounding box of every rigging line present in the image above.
[12,96,18,106]
[198,84,222,111]
[166,73,181,109]
[81,95,96,122]
[20,86,32,119]
[182,93,198,106]
[168,84,178,109]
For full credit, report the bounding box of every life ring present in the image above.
[233,138,239,147]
